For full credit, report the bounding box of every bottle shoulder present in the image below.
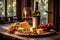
[33,12,40,17]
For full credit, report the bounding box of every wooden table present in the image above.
[0,32,60,40]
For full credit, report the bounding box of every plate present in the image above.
[15,32,56,37]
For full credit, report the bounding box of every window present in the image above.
[7,0,16,17]
[0,0,16,17]
[0,0,5,17]
[34,0,48,23]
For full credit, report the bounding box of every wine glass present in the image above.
[22,7,33,25]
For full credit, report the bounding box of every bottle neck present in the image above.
[35,2,38,10]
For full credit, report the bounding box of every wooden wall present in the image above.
[54,0,59,31]
[59,0,60,31]
[48,0,60,31]
[48,0,54,24]
[16,0,22,21]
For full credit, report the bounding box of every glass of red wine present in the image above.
[22,7,33,25]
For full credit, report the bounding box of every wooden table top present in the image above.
[0,32,60,40]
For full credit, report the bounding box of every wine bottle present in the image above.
[33,2,40,28]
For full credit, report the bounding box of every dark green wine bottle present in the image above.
[33,2,40,28]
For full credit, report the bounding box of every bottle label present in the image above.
[33,17,38,28]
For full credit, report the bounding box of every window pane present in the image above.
[7,0,16,17]
[34,0,48,23]
[0,0,5,17]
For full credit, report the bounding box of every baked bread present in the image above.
[19,21,30,31]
